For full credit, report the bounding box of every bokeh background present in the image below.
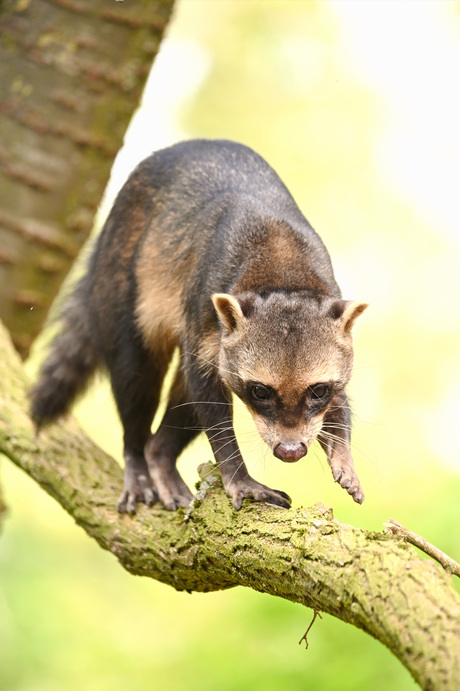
[2,1,460,689]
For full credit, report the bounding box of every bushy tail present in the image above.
[30,279,100,429]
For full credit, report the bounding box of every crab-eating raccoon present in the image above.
[31,139,368,513]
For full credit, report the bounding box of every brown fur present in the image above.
[135,244,186,352]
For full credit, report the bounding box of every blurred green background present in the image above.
[2,1,460,689]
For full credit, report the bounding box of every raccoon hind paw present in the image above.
[118,452,158,514]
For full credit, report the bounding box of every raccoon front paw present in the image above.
[331,464,365,504]
[227,477,291,511]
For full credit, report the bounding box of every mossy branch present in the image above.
[0,319,459,690]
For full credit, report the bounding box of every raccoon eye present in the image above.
[308,383,329,400]
[251,384,272,401]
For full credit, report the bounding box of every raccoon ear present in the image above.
[212,293,247,333]
[329,300,369,333]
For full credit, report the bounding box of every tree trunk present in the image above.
[0,0,175,357]
[0,319,458,691]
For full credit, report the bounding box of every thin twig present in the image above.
[384,518,460,579]
[299,609,323,649]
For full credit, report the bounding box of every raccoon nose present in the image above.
[273,441,308,463]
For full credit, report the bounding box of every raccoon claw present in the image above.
[147,462,193,511]
[118,453,158,514]
[351,489,365,505]
[158,485,194,512]
[274,489,291,502]
[227,478,291,510]
[332,468,365,504]
[117,486,157,515]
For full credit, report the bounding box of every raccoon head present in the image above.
[212,291,368,462]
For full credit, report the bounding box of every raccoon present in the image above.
[31,139,367,513]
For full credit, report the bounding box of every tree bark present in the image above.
[0,320,459,690]
[0,0,175,357]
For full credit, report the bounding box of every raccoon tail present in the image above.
[30,278,100,430]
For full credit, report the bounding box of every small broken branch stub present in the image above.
[299,610,323,649]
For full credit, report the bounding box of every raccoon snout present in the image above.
[273,441,308,463]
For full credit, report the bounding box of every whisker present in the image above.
[322,423,351,433]
[226,456,247,487]
[169,401,232,411]
[161,424,203,431]
[205,424,234,438]
[183,349,240,378]
[198,447,243,486]
[213,436,241,455]
[182,350,219,371]
[317,430,369,462]
[203,418,233,430]
[207,431,237,444]
[321,423,368,447]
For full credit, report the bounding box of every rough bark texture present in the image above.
[0,319,459,690]
[0,0,175,358]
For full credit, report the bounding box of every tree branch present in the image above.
[0,319,459,690]
[384,518,460,578]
